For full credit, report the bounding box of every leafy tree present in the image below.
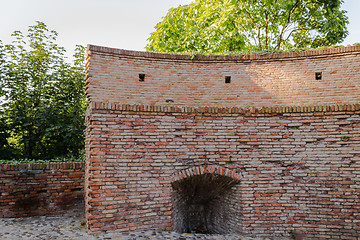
[0,41,14,159]
[0,116,12,159]
[0,22,86,160]
[147,0,349,53]
[0,41,5,81]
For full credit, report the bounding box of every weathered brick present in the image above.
[84,45,360,239]
[0,162,84,217]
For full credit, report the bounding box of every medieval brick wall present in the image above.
[86,45,360,107]
[85,103,360,239]
[0,162,84,217]
[85,45,360,239]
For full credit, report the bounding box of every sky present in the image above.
[0,0,359,59]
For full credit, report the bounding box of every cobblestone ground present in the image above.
[0,207,282,240]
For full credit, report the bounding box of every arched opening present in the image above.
[171,165,240,234]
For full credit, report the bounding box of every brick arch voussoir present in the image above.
[170,165,241,184]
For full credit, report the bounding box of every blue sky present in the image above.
[0,0,359,59]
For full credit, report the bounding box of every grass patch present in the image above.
[0,155,85,165]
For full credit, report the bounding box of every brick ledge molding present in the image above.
[89,102,360,115]
[87,44,360,62]
[0,162,84,171]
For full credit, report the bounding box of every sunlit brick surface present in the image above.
[86,45,360,107]
[85,46,360,239]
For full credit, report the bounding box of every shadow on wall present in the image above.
[171,165,241,234]
[0,163,85,218]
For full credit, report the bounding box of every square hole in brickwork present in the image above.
[139,73,145,82]
[315,72,322,80]
[225,76,231,84]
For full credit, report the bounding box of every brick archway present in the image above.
[170,165,241,234]
[170,165,241,185]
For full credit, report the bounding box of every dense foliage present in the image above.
[0,22,87,160]
[147,0,349,54]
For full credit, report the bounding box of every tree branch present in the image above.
[276,0,301,49]
[243,8,263,50]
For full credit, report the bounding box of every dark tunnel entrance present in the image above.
[171,167,240,234]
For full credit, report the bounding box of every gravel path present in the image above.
[0,207,278,240]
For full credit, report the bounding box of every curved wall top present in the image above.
[86,45,360,108]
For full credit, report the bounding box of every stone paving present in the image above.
[0,206,281,240]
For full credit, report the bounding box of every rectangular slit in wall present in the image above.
[139,73,145,82]
[315,72,322,80]
[225,76,231,84]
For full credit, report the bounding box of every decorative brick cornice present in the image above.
[170,165,241,184]
[90,102,360,115]
[87,44,360,62]
[0,162,84,171]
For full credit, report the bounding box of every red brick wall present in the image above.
[0,162,84,217]
[85,46,360,238]
[86,45,360,107]
[85,102,360,239]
